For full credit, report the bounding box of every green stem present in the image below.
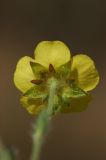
[31,78,58,160]
[0,142,15,160]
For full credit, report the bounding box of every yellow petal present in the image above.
[61,94,92,113]
[71,54,99,91]
[20,96,46,115]
[34,41,71,69]
[14,56,35,93]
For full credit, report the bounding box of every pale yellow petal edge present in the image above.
[14,56,35,93]
[71,54,100,91]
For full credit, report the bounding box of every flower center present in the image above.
[22,62,87,115]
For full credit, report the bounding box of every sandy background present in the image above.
[0,0,105,160]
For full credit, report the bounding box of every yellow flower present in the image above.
[14,41,70,93]
[14,41,99,114]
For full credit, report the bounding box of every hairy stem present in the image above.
[31,78,58,160]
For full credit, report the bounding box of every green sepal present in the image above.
[20,95,47,115]
[21,86,48,115]
[21,85,61,115]
[24,86,47,98]
[62,81,87,99]
[24,86,48,106]
[61,82,92,112]
[56,61,71,78]
[61,94,92,113]
[30,62,47,79]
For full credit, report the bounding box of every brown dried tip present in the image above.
[31,79,43,85]
[49,64,55,73]
[30,61,35,66]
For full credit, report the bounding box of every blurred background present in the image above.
[0,0,105,160]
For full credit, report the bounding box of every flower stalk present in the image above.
[31,78,58,160]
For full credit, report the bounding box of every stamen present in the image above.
[31,79,43,85]
[49,64,55,73]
